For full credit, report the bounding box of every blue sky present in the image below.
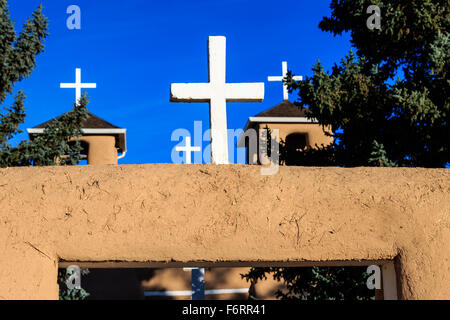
[7,0,352,164]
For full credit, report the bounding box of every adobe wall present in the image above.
[246,122,333,164]
[78,136,118,165]
[258,122,333,147]
[0,164,448,299]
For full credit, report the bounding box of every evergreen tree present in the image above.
[244,0,449,299]
[0,0,88,168]
[0,0,89,299]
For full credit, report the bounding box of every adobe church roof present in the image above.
[33,112,120,129]
[27,112,127,154]
[237,100,317,147]
[254,100,310,118]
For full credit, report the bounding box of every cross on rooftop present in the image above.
[60,68,97,104]
[170,36,265,165]
[268,61,302,101]
[175,136,201,164]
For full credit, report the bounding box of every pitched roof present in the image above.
[254,100,311,118]
[28,112,127,154]
[33,112,120,129]
[236,101,316,148]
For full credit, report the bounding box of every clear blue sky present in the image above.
[8,0,352,164]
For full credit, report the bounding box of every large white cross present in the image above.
[176,136,201,164]
[60,68,97,104]
[268,61,302,101]
[170,36,264,165]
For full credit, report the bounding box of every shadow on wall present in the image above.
[75,267,283,300]
[81,269,156,300]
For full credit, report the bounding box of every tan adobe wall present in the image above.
[0,164,448,299]
[78,136,118,165]
[137,267,282,300]
[258,123,333,148]
[246,123,333,164]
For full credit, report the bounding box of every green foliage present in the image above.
[0,1,48,104]
[0,0,89,168]
[288,0,449,168]
[0,95,89,167]
[368,140,398,166]
[58,268,90,301]
[244,0,449,300]
[243,267,373,300]
[0,0,89,299]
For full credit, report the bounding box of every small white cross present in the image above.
[268,61,302,101]
[60,68,97,104]
[176,136,201,164]
[171,36,264,164]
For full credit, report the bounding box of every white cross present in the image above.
[60,68,97,104]
[268,61,302,101]
[170,36,264,164]
[176,136,201,164]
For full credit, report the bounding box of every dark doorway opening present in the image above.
[285,133,307,165]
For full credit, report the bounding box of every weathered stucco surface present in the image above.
[78,136,118,165]
[0,164,448,299]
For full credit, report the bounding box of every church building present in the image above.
[237,100,333,165]
[27,112,127,165]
